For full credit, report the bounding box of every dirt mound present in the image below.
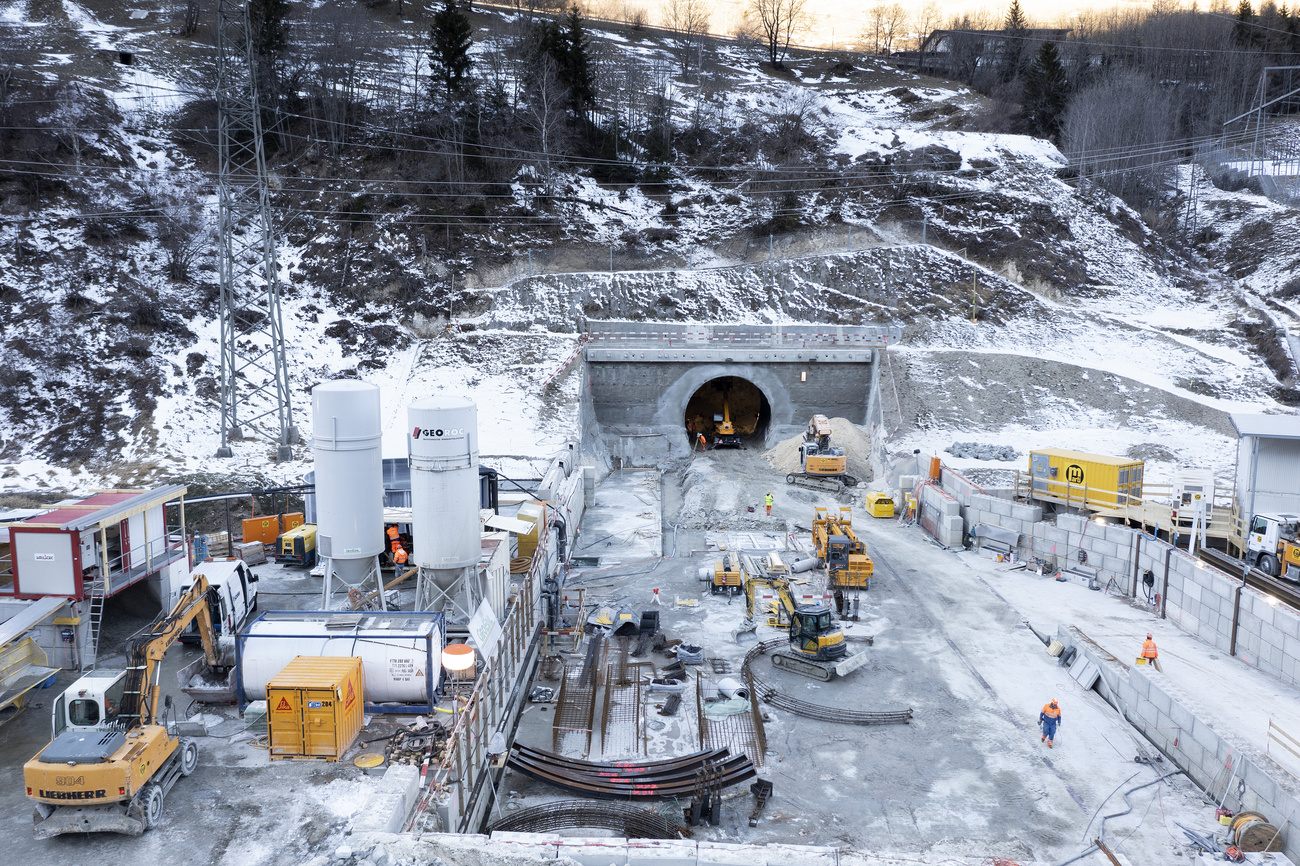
[764,418,873,481]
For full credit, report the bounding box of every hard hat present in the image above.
[1147,632,1153,639]
[1050,699,1058,707]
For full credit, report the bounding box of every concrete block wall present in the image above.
[1061,628,1300,864]
[917,481,964,547]
[962,492,1043,557]
[929,460,1300,690]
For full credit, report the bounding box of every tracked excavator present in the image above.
[25,575,231,838]
[744,573,852,681]
[786,415,858,492]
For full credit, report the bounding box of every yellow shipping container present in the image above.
[1028,449,1144,509]
[266,656,364,762]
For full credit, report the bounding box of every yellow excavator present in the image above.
[713,397,743,448]
[25,575,231,838]
[744,574,849,681]
[786,415,859,492]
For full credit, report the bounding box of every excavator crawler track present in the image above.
[771,651,835,682]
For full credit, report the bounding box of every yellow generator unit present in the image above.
[1028,449,1144,509]
[267,656,364,762]
[276,523,317,567]
[713,554,744,596]
[865,492,895,518]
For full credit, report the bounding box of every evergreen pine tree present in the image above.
[1022,41,1067,138]
[562,6,595,110]
[249,0,289,56]
[1005,0,1028,31]
[1002,0,1031,82]
[429,0,474,102]
[1233,0,1258,46]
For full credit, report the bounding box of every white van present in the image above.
[181,559,259,642]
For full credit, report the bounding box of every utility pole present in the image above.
[214,0,297,461]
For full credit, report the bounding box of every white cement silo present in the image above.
[408,396,480,613]
[313,380,385,608]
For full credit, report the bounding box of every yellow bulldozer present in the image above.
[786,415,859,492]
[25,575,231,838]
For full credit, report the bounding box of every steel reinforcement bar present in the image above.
[743,639,913,726]
[486,800,687,839]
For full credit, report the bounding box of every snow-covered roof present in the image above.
[1231,413,1300,440]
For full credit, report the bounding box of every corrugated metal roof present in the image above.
[18,485,187,531]
[1231,413,1300,440]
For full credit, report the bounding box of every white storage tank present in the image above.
[237,611,445,710]
[313,381,384,581]
[408,396,480,579]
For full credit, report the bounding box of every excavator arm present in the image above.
[122,576,220,728]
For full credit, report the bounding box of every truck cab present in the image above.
[1246,513,1300,579]
[181,560,258,642]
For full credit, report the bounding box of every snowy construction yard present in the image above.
[4,450,1290,865]
[451,449,1293,866]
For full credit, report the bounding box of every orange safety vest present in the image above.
[1041,702,1060,720]
[386,526,400,541]
[394,548,408,565]
[1141,639,1158,659]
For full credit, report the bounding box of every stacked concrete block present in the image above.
[1060,633,1300,866]
[939,467,983,508]
[917,482,964,547]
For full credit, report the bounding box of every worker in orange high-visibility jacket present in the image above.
[393,547,408,571]
[1039,699,1061,747]
[1141,632,1162,671]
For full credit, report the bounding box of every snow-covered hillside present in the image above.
[1,0,1296,500]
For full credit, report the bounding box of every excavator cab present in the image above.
[788,605,846,662]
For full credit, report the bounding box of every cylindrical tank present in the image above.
[239,619,443,704]
[313,382,383,581]
[408,396,480,582]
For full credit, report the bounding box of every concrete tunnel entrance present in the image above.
[684,376,770,446]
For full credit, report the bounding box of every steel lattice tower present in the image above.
[214,0,297,460]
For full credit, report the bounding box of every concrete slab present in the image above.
[573,470,663,562]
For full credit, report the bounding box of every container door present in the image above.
[1030,454,1049,493]
[268,690,304,756]
[302,689,338,757]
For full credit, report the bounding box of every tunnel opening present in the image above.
[684,376,771,448]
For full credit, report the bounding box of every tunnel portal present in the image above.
[683,376,770,447]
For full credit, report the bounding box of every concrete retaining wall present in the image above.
[930,462,1300,691]
[1060,626,1300,864]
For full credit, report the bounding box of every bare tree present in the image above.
[522,55,568,196]
[860,1,907,54]
[661,0,710,77]
[179,0,202,37]
[911,0,943,70]
[746,0,809,66]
